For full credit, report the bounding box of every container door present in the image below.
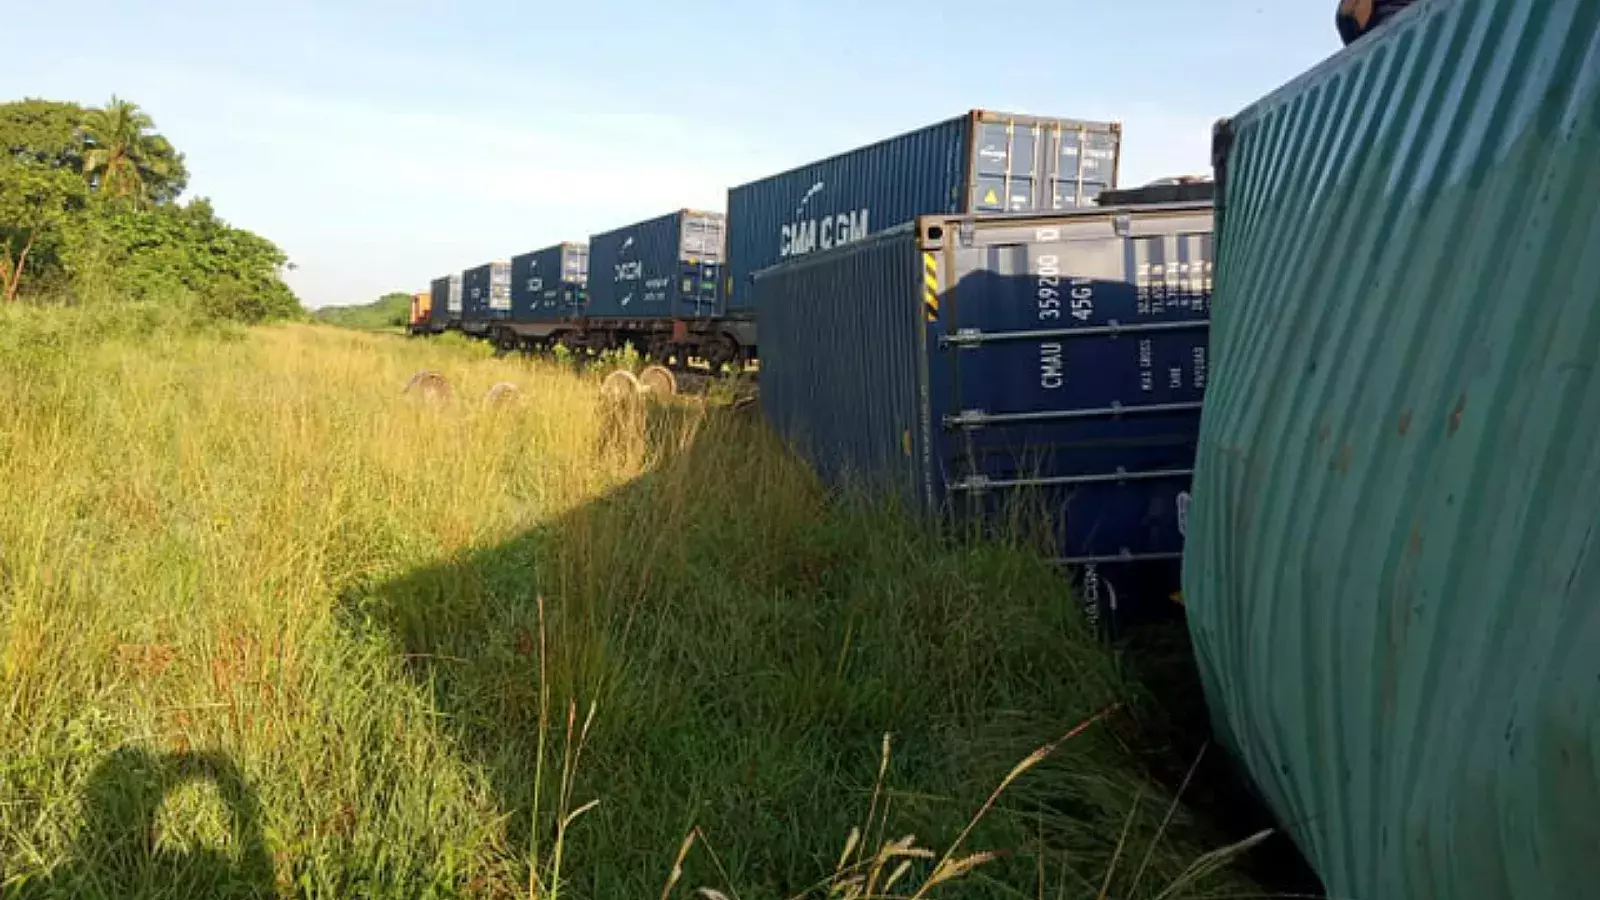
[673,261,722,318]
[970,119,1123,213]
[679,214,726,264]
[931,212,1213,633]
[563,246,588,317]
[1049,127,1119,210]
[465,272,482,319]
[490,262,512,317]
[971,120,1042,213]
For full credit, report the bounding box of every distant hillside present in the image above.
[315,292,412,331]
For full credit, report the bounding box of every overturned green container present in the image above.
[1186,0,1600,897]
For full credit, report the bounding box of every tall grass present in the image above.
[0,307,1269,898]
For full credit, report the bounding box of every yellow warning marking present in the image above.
[923,252,940,322]
[983,188,999,206]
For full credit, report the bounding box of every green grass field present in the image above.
[0,307,1270,899]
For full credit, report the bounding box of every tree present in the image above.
[0,161,87,302]
[0,95,289,319]
[314,292,413,331]
[0,99,90,171]
[81,95,184,206]
[70,196,301,321]
[140,134,189,204]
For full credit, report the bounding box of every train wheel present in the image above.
[600,368,642,401]
[638,364,677,396]
[485,381,520,404]
[705,335,741,373]
[403,370,452,403]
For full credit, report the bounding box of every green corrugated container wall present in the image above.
[1185,0,1600,897]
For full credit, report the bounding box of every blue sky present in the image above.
[4,0,1342,308]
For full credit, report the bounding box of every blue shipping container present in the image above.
[511,242,588,322]
[462,261,512,326]
[585,209,724,320]
[428,275,451,327]
[755,203,1212,635]
[428,274,463,326]
[727,110,1122,317]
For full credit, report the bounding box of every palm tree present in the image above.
[82,96,173,204]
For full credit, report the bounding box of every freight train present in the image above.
[409,107,1215,636]
[413,111,1132,365]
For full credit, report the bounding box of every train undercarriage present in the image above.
[486,316,758,373]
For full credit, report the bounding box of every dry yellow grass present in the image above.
[0,311,1266,899]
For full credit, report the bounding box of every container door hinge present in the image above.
[944,408,988,430]
[1113,213,1132,237]
[958,219,977,247]
[941,327,983,349]
[950,473,991,493]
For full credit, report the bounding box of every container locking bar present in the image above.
[940,318,1207,349]
[947,467,1194,494]
[943,401,1204,430]
[1051,551,1185,566]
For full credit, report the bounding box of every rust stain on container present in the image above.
[1448,394,1467,435]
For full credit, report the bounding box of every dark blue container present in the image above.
[510,242,588,322]
[754,202,1212,637]
[428,275,451,328]
[585,209,724,320]
[462,261,511,329]
[726,110,1121,317]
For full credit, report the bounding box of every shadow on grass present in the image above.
[10,747,275,899]
[339,394,1318,899]
[1117,621,1326,897]
[338,397,878,897]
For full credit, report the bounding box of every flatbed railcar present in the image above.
[489,314,757,371]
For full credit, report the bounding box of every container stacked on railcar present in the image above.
[490,242,589,353]
[460,261,511,336]
[586,210,724,319]
[513,243,587,321]
[426,274,459,333]
[754,198,1214,637]
[725,110,1121,319]
[408,291,431,336]
[414,109,1124,370]
[577,209,750,368]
